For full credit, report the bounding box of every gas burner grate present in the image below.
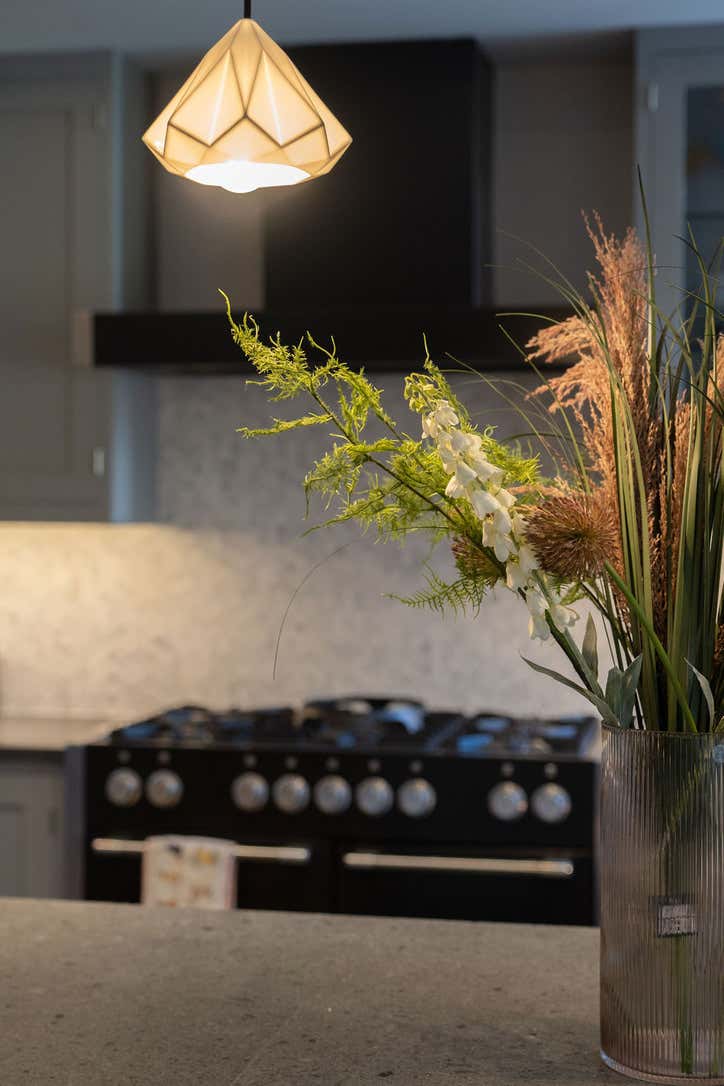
[109,705,297,747]
[449,713,598,757]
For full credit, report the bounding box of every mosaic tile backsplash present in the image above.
[0,374,590,722]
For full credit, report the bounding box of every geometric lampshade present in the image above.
[142,18,352,194]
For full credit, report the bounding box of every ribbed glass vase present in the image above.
[600,724,724,1083]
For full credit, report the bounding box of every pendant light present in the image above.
[142,1,352,194]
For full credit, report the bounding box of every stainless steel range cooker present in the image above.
[66,697,600,925]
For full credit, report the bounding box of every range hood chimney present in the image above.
[264,38,489,313]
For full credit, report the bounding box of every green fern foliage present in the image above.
[226,298,541,619]
[391,566,492,617]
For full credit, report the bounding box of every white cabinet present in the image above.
[0,758,65,898]
[636,28,724,320]
[0,53,156,521]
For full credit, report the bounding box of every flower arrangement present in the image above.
[224,213,723,734]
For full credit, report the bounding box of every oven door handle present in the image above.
[341,852,575,878]
[91,838,312,865]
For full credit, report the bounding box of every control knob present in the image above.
[487,781,527,822]
[531,783,572,824]
[105,768,142,808]
[314,775,352,815]
[145,769,184,809]
[231,772,269,812]
[356,776,394,817]
[397,778,437,818]
[272,773,310,814]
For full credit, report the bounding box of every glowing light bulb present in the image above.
[186,160,309,194]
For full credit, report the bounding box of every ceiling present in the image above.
[1,0,724,59]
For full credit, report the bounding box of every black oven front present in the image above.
[335,844,596,924]
[67,744,598,925]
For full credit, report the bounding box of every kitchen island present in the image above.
[0,900,614,1085]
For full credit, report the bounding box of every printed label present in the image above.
[656,897,697,937]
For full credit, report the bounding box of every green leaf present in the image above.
[686,661,716,731]
[522,656,620,727]
[604,668,623,720]
[620,655,643,728]
[604,656,642,730]
[582,614,599,681]
[237,412,331,437]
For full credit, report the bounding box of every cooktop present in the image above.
[104,697,597,759]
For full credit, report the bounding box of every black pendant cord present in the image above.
[244,0,252,17]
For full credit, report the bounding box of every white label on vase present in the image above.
[656,897,697,937]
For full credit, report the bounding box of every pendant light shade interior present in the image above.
[186,161,309,194]
[142,15,352,194]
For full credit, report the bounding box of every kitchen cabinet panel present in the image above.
[0,109,69,363]
[0,759,65,898]
[0,366,111,519]
[0,806,25,897]
[0,54,156,521]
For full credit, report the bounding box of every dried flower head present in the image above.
[524,491,619,581]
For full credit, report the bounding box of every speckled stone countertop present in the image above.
[0,899,615,1086]
[0,717,109,753]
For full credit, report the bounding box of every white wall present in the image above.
[0,374,589,721]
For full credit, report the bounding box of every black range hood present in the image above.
[94,39,566,374]
[92,305,569,373]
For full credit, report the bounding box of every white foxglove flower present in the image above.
[549,602,578,632]
[483,519,516,562]
[523,581,578,641]
[449,429,481,455]
[509,511,528,543]
[525,586,550,641]
[470,488,502,519]
[496,488,515,509]
[506,560,530,592]
[505,541,538,593]
[453,459,478,488]
[421,415,438,440]
[494,536,516,563]
[445,476,464,499]
[444,459,479,499]
[422,400,457,440]
[491,506,513,537]
[421,395,574,647]
[468,452,504,485]
[517,544,538,577]
[439,453,458,476]
[434,401,459,429]
[525,586,548,616]
[528,611,551,640]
